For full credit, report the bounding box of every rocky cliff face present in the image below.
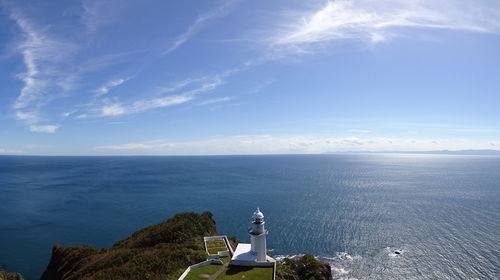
[275,254,333,280]
[319,262,333,280]
[40,212,216,280]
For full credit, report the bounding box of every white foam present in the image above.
[332,266,350,275]
[385,247,405,258]
[337,252,353,261]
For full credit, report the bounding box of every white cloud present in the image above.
[95,72,227,117]
[131,94,194,112]
[100,94,193,116]
[269,0,500,53]
[101,142,156,150]
[163,1,237,54]
[8,8,138,132]
[29,124,59,133]
[0,148,25,155]
[15,111,39,123]
[94,77,131,96]
[155,74,226,94]
[62,112,72,118]
[97,135,496,155]
[8,11,82,133]
[101,104,126,116]
[198,96,234,106]
[76,114,88,119]
[10,12,77,110]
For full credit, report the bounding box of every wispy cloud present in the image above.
[249,79,275,95]
[8,7,144,128]
[8,10,79,133]
[97,135,496,155]
[29,124,59,133]
[9,2,140,123]
[101,94,194,117]
[0,148,25,155]
[81,0,123,33]
[269,0,500,53]
[101,103,126,116]
[15,111,39,123]
[10,11,77,110]
[163,1,237,54]
[94,77,131,96]
[198,96,234,106]
[97,73,226,117]
[130,94,193,113]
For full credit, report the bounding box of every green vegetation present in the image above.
[184,265,273,280]
[275,255,332,280]
[41,212,217,280]
[184,264,222,280]
[0,268,23,280]
[218,266,273,279]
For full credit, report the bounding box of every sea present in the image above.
[0,154,499,279]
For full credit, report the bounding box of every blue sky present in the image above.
[0,0,499,155]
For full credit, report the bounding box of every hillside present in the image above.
[40,212,216,280]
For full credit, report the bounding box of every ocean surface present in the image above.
[0,154,499,279]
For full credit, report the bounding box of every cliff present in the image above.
[276,255,332,280]
[41,212,216,280]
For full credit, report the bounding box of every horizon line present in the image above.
[1,149,500,157]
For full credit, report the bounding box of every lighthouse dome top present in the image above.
[252,208,264,219]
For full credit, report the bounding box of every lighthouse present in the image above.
[249,208,268,262]
[230,208,274,266]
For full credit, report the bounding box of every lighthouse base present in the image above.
[230,243,275,267]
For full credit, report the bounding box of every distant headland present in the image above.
[336,149,500,156]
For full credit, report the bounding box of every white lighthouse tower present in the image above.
[249,208,268,262]
[230,208,274,266]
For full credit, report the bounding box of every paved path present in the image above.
[208,263,229,280]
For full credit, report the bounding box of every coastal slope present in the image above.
[41,212,216,280]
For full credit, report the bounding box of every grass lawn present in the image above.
[217,266,273,280]
[183,264,222,280]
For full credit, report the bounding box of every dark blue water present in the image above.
[0,154,499,279]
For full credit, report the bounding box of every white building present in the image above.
[230,208,275,266]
